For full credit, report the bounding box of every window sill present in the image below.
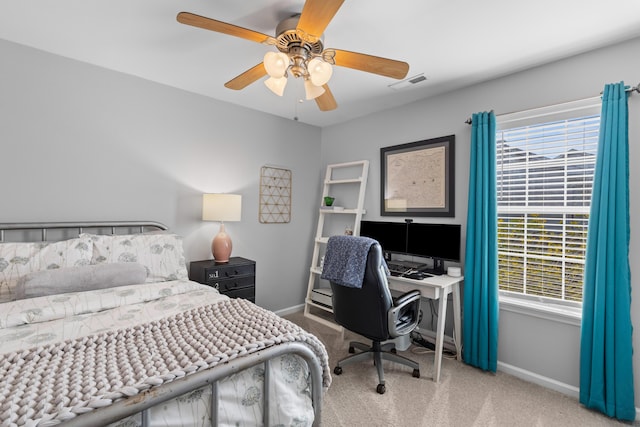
[499,294,582,326]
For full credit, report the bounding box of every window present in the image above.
[496,101,600,304]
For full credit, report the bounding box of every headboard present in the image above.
[0,221,168,243]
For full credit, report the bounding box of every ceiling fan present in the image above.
[177,0,409,112]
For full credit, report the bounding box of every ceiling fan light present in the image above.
[264,51,290,78]
[304,79,325,100]
[265,76,288,96]
[308,58,333,86]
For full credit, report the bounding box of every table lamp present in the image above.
[202,193,242,263]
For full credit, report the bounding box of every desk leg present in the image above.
[433,292,448,382]
[452,283,462,361]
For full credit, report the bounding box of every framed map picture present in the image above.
[380,135,455,217]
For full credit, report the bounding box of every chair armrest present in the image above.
[388,290,421,338]
[393,290,421,307]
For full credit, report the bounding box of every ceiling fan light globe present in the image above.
[304,79,325,100]
[264,51,290,78]
[265,76,288,96]
[308,58,333,86]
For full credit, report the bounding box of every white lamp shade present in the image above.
[308,58,333,86]
[263,51,289,78]
[202,194,242,222]
[304,79,326,100]
[264,76,288,96]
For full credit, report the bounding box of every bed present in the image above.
[0,222,330,426]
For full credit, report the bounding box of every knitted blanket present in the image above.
[0,298,330,426]
[321,235,386,288]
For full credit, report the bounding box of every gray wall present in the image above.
[0,38,322,312]
[320,36,640,408]
[3,31,640,411]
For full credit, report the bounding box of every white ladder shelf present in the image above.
[303,160,369,330]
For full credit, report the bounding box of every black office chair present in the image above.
[328,240,421,394]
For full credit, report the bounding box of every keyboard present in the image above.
[387,262,411,276]
[387,261,405,271]
[389,269,408,277]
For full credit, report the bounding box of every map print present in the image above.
[385,145,446,210]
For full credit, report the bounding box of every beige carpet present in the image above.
[284,311,632,427]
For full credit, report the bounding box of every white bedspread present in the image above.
[0,281,329,426]
[0,280,219,351]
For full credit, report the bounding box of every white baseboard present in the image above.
[498,362,640,421]
[497,361,580,398]
[274,303,305,317]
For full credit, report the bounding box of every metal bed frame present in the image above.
[0,221,324,426]
[0,221,169,242]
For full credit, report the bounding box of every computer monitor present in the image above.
[407,223,461,273]
[359,220,407,255]
[360,220,461,274]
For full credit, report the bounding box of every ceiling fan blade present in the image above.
[177,12,276,45]
[315,84,337,111]
[297,0,344,40]
[224,63,267,90]
[332,49,409,80]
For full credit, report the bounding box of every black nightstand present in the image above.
[189,257,256,303]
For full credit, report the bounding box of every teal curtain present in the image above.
[579,82,635,421]
[463,111,499,372]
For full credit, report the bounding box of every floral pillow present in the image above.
[0,236,93,303]
[81,233,189,283]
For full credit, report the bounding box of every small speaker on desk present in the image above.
[447,267,461,277]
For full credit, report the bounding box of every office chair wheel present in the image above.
[390,348,397,354]
[348,346,355,354]
[412,369,420,378]
[376,384,386,394]
[334,366,343,375]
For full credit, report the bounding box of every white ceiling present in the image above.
[2,0,640,127]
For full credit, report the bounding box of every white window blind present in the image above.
[496,102,600,303]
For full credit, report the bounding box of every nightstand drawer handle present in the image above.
[223,270,240,277]
[225,281,240,290]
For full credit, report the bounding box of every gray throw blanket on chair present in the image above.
[321,235,386,288]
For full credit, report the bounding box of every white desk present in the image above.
[387,274,463,382]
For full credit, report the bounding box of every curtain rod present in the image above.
[464,82,640,125]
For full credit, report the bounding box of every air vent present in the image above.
[388,73,427,91]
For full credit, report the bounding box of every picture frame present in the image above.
[380,135,455,217]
